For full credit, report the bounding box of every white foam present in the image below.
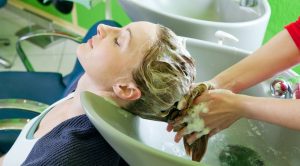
[183,103,210,135]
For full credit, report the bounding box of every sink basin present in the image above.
[81,38,299,166]
[118,0,271,51]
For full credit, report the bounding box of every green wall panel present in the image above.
[263,0,300,43]
[76,2,104,29]
[21,0,72,22]
[20,0,132,29]
[76,0,131,29]
[293,65,300,74]
[111,0,131,26]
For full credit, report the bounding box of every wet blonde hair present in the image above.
[125,25,195,120]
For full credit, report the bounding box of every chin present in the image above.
[76,44,85,57]
[77,42,92,55]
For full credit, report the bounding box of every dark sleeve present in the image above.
[285,17,300,50]
[21,115,128,166]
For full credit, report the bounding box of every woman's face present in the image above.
[77,21,158,89]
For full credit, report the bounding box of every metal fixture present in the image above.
[270,76,300,99]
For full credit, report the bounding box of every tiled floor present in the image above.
[0,6,78,75]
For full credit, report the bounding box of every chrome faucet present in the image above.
[236,0,258,7]
[270,76,300,99]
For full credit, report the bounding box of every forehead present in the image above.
[126,21,158,47]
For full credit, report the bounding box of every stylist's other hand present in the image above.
[167,81,214,132]
[166,82,214,161]
[169,89,243,145]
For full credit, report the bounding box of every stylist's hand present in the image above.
[168,89,244,145]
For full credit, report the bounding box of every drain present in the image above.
[219,145,264,166]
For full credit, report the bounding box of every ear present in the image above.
[112,82,141,101]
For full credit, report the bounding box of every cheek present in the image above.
[76,46,89,68]
[81,48,112,72]
[92,47,107,59]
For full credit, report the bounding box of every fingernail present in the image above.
[166,125,173,132]
[174,135,181,143]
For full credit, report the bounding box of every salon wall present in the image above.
[264,0,300,73]
[12,0,300,73]
[14,0,130,35]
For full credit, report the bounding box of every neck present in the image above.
[74,73,129,109]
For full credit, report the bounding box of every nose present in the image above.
[97,24,107,39]
[97,24,120,39]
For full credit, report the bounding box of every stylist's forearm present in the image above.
[241,96,300,130]
[210,30,300,93]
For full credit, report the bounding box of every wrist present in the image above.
[236,94,255,118]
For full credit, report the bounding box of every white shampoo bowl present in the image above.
[118,0,271,51]
[81,38,299,166]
